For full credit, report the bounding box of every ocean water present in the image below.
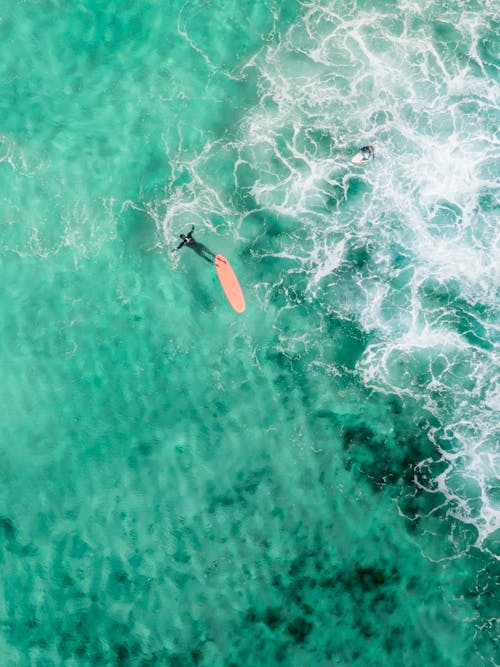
[0,0,498,665]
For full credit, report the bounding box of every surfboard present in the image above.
[215,254,245,313]
[351,147,374,164]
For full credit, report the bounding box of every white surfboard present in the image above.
[351,147,374,164]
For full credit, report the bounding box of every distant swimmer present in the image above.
[173,225,216,263]
[361,145,375,161]
[351,145,375,164]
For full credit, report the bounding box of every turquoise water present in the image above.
[0,0,499,664]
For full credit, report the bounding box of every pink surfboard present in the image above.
[214,254,245,313]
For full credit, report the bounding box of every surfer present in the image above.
[173,225,215,263]
[361,145,375,161]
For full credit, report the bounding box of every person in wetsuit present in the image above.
[173,225,215,263]
[176,225,196,250]
[361,145,375,161]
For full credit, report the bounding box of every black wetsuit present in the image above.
[176,226,196,250]
[175,226,215,263]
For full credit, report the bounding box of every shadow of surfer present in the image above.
[172,225,215,264]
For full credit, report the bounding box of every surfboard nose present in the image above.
[215,254,245,313]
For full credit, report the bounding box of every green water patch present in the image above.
[427,200,462,236]
[0,0,297,258]
[227,496,484,666]
[476,20,500,79]
[482,529,500,558]
[117,204,158,255]
[345,175,373,201]
[241,209,305,240]
[177,0,302,71]
[199,146,241,201]
[419,278,494,351]
[232,161,262,213]
[323,314,372,370]
[344,242,372,271]
[298,128,338,160]
[341,410,439,493]
[432,20,462,48]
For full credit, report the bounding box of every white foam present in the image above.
[155,0,500,552]
[230,0,500,552]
